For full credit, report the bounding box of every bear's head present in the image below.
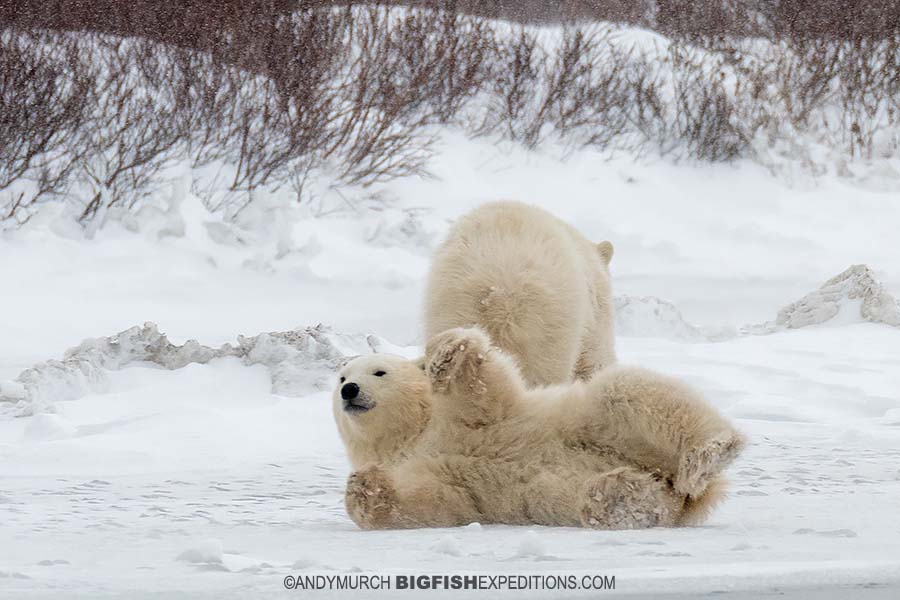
[333,353,431,469]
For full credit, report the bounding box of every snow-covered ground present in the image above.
[2,133,900,598]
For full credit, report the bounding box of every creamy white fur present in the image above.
[334,327,745,530]
[424,201,616,386]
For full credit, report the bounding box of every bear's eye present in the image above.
[373,370,386,377]
[339,376,346,383]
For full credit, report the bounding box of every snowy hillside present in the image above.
[2,129,900,598]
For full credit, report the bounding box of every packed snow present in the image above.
[2,133,900,598]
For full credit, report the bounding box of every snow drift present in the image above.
[4,264,898,418]
[0,323,395,418]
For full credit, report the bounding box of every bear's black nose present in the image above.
[341,382,360,400]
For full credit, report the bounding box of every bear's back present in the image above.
[424,201,614,386]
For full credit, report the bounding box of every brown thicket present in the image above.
[1,1,899,226]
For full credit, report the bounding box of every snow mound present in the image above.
[614,295,736,342]
[234,325,377,396]
[0,323,228,417]
[513,530,547,558]
[743,264,900,335]
[432,535,462,556]
[176,539,224,565]
[775,264,900,329]
[0,322,394,417]
[3,266,897,417]
[618,265,900,341]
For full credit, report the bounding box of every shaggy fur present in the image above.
[334,327,745,530]
[424,201,616,386]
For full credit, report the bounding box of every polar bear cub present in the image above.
[333,327,745,530]
[424,201,616,387]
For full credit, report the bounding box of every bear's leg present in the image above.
[425,327,525,425]
[575,368,746,497]
[520,472,586,527]
[345,462,479,530]
[579,467,682,530]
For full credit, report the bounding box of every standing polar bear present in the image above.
[333,327,745,530]
[424,201,616,387]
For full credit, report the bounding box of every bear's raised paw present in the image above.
[425,327,491,395]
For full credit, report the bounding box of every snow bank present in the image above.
[618,265,900,342]
[3,263,898,417]
[743,264,900,335]
[0,322,397,417]
[775,265,900,329]
[234,326,380,396]
[614,295,737,342]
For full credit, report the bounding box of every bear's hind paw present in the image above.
[675,432,746,497]
[580,468,674,530]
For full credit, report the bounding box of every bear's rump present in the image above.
[425,230,589,385]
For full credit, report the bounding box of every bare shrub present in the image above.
[417,10,495,123]
[618,49,673,157]
[550,34,632,150]
[168,50,237,170]
[766,0,900,42]
[327,7,439,186]
[881,35,900,137]
[187,6,443,211]
[2,6,450,224]
[520,28,599,148]
[770,39,841,130]
[836,35,900,159]
[0,30,89,226]
[75,38,183,225]
[214,74,295,206]
[668,45,749,161]
[5,1,900,231]
[477,27,541,138]
[165,9,351,210]
[4,1,900,48]
[478,27,633,151]
[710,30,900,163]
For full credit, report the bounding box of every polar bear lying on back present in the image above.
[424,201,616,387]
[333,327,745,530]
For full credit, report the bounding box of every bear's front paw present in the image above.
[425,327,492,395]
[345,466,399,530]
[675,432,746,497]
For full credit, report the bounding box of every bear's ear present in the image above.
[596,240,614,266]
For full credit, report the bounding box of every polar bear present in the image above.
[424,201,616,387]
[333,327,745,530]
